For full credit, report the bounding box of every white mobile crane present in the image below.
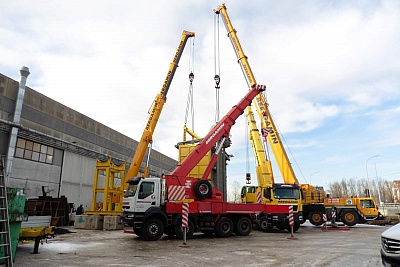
[122,84,296,241]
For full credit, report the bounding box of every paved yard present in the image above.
[14,222,387,267]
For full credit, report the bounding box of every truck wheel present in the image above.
[194,180,212,199]
[341,210,358,226]
[134,227,143,237]
[275,222,286,230]
[164,226,175,237]
[215,217,233,237]
[142,218,164,241]
[201,230,214,237]
[234,217,252,236]
[175,219,194,239]
[308,212,324,226]
[259,217,272,232]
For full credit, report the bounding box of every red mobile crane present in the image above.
[122,84,290,241]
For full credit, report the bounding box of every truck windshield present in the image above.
[360,199,375,208]
[274,188,300,199]
[125,184,138,197]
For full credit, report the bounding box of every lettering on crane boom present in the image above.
[206,123,225,145]
[161,38,186,96]
[145,98,159,131]
[255,97,279,144]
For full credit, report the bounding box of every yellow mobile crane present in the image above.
[90,31,195,214]
[243,107,302,232]
[214,4,303,232]
[251,93,381,226]
[214,3,380,227]
[124,30,195,187]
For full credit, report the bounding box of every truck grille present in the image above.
[382,237,400,254]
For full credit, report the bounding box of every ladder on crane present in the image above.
[0,156,13,266]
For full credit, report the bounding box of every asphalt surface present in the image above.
[14,222,386,267]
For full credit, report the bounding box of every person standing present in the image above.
[76,204,84,215]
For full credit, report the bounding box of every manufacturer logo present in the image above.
[185,180,192,189]
[206,123,225,145]
[383,239,389,251]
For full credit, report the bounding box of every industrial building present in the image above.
[0,67,178,210]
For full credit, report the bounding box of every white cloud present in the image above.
[1,0,400,189]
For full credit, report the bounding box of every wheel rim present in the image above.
[239,221,250,231]
[260,219,268,230]
[221,222,230,233]
[149,223,160,236]
[311,214,321,223]
[199,185,209,195]
[345,213,355,223]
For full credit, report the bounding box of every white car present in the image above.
[381,223,400,266]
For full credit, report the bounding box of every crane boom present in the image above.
[214,4,298,184]
[124,30,195,185]
[256,94,299,184]
[171,84,266,178]
[246,106,274,187]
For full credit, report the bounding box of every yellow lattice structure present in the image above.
[87,158,125,215]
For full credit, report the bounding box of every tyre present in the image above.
[134,227,143,237]
[259,217,272,232]
[141,218,164,241]
[215,217,233,237]
[194,180,212,199]
[308,212,324,226]
[275,222,286,231]
[234,217,252,236]
[340,210,358,226]
[174,219,194,239]
[164,226,175,237]
[201,230,215,237]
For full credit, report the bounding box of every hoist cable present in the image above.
[245,115,250,174]
[214,13,221,123]
[184,37,196,131]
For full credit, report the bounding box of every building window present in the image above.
[15,138,54,165]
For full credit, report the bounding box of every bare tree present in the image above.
[348,178,357,197]
[328,177,394,204]
[329,181,342,197]
[229,180,242,203]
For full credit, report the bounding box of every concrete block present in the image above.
[74,215,87,229]
[85,215,104,230]
[103,216,123,230]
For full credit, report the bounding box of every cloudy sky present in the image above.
[1,0,399,193]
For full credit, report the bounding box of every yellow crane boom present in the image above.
[214,4,298,184]
[124,30,195,186]
[245,106,274,187]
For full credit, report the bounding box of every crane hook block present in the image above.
[214,75,220,89]
[246,172,251,184]
[189,72,194,83]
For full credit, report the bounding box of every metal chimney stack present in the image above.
[5,66,30,185]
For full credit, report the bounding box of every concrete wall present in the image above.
[60,151,97,209]
[0,72,178,208]
[8,157,62,197]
